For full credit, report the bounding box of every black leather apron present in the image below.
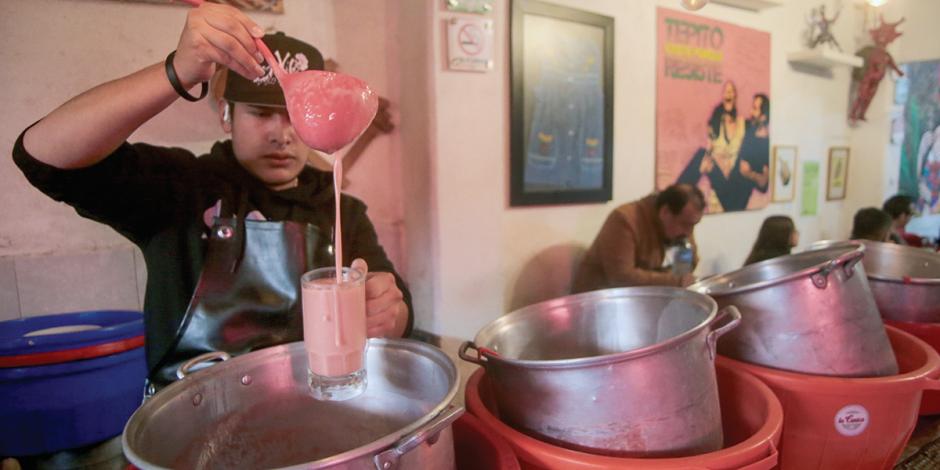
[147,213,332,393]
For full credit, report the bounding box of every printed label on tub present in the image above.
[834,404,870,436]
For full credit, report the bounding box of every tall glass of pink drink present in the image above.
[301,266,367,401]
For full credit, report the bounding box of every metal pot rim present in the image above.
[868,274,940,285]
[812,240,940,285]
[122,338,459,470]
[689,243,865,296]
[474,287,718,369]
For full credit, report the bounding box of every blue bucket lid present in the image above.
[0,310,144,356]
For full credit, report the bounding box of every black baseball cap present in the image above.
[223,32,325,107]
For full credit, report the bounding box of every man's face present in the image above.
[659,202,704,242]
[722,83,736,111]
[226,103,309,191]
[899,204,915,227]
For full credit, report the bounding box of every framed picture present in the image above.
[771,145,797,202]
[111,0,284,13]
[509,0,614,206]
[892,60,940,214]
[827,147,850,200]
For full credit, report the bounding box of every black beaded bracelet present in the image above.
[164,50,208,102]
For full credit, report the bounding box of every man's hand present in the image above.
[174,2,266,87]
[740,160,752,178]
[680,273,696,287]
[351,258,407,338]
[699,154,715,174]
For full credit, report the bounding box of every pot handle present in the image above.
[373,404,465,470]
[706,306,742,361]
[811,249,864,288]
[458,341,493,366]
[176,351,231,380]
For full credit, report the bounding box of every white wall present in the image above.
[852,0,940,238]
[2,0,936,338]
[426,0,871,338]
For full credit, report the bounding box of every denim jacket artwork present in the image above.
[525,35,605,190]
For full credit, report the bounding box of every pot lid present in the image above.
[0,310,144,358]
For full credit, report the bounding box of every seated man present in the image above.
[882,194,917,245]
[572,184,704,293]
[850,207,893,242]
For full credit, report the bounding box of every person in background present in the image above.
[882,194,917,245]
[12,3,410,392]
[572,184,705,292]
[850,207,894,242]
[737,93,771,194]
[743,215,799,265]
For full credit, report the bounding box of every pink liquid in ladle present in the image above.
[178,1,379,155]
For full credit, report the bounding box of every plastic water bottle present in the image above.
[672,239,694,277]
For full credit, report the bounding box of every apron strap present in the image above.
[146,192,250,384]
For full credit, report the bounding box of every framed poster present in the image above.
[771,145,797,202]
[656,7,772,214]
[827,146,850,200]
[509,0,614,206]
[891,60,940,215]
[111,0,284,13]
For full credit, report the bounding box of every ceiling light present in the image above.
[680,0,709,11]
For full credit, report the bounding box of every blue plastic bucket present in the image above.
[0,347,146,456]
[0,311,146,457]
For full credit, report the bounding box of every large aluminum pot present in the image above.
[690,242,899,377]
[812,240,940,323]
[459,287,741,457]
[123,339,463,470]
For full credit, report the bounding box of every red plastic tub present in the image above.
[718,325,940,469]
[885,320,940,415]
[455,412,521,470]
[465,362,782,469]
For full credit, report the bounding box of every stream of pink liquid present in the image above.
[177,2,374,376]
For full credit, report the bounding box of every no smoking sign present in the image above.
[447,18,494,72]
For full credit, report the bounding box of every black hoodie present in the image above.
[13,133,412,373]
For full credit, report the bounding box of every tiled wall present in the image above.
[0,246,146,322]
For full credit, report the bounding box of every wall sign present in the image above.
[801,161,819,216]
[447,17,494,72]
[445,0,494,14]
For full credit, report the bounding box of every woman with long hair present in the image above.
[744,215,799,265]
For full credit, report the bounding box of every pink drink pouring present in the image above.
[299,108,375,401]
[301,268,366,376]
[301,266,367,400]
[211,18,377,398]
[283,73,379,155]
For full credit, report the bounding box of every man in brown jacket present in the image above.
[572,184,704,292]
